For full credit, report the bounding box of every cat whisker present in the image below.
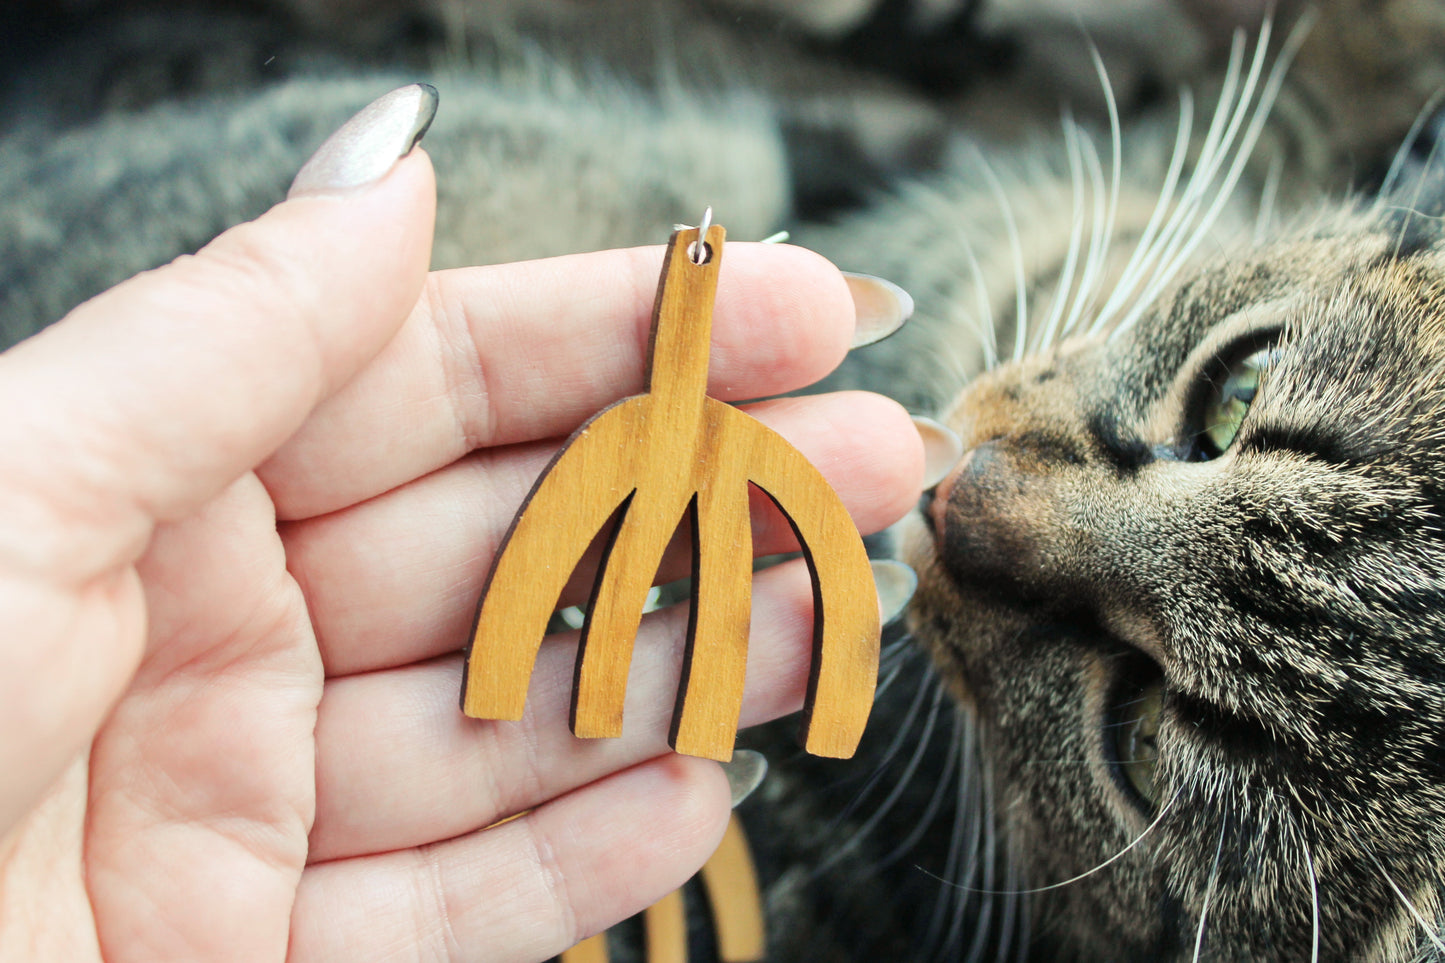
[1089,45,1124,324]
[1017,753,1111,767]
[839,678,949,845]
[963,765,1003,960]
[993,848,1024,963]
[872,706,964,871]
[951,306,999,380]
[1170,16,1306,269]
[921,712,1002,962]
[1035,44,1124,355]
[969,147,1029,364]
[1389,116,1445,260]
[1095,14,1304,342]
[1090,87,1194,332]
[1106,25,1268,337]
[1061,47,1121,342]
[1092,27,1246,340]
[1113,14,1310,339]
[1010,857,1032,963]
[1059,123,1107,343]
[810,663,947,877]
[1372,86,1445,210]
[1254,152,1284,244]
[1366,844,1445,954]
[1303,837,1321,963]
[847,657,939,798]
[929,785,1180,896]
[949,325,988,388]
[922,712,977,959]
[1152,30,1259,244]
[952,229,1000,371]
[967,771,1025,963]
[1330,814,1445,955]
[1191,822,1228,963]
[923,716,982,962]
[1033,112,1088,354]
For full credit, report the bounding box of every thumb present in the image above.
[0,84,438,583]
[0,84,436,833]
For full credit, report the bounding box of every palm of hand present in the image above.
[0,159,923,963]
[6,473,317,960]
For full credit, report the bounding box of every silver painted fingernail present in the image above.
[872,559,918,624]
[722,749,768,808]
[288,83,439,198]
[846,272,914,348]
[914,416,963,490]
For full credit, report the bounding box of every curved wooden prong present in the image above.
[643,888,688,963]
[461,403,637,721]
[560,934,610,963]
[572,485,687,739]
[724,403,880,759]
[700,816,766,962]
[670,479,754,761]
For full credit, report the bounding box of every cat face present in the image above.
[907,209,1445,961]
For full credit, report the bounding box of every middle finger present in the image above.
[260,243,861,521]
[285,391,921,678]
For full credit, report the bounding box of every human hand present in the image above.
[0,85,935,962]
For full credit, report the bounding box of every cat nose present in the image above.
[932,439,997,515]
[919,447,975,532]
[930,440,1062,599]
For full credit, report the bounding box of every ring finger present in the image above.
[307,559,825,863]
[284,391,921,678]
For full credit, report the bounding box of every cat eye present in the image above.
[1197,346,1276,457]
[1108,673,1163,809]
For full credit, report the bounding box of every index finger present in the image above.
[259,242,861,520]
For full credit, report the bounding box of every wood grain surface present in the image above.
[461,225,880,760]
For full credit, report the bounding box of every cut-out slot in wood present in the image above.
[461,223,880,760]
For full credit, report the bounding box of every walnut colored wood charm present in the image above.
[460,220,879,760]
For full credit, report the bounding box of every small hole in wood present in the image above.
[688,240,713,265]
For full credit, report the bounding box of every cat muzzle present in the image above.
[929,438,1074,604]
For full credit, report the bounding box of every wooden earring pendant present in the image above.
[460,214,880,760]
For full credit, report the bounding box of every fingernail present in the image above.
[871,559,918,624]
[288,83,439,198]
[845,273,914,348]
[721,749,768,808]
[914,416,963,489]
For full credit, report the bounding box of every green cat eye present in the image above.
[1112,680,1163,808]
[1199,347,1274,456]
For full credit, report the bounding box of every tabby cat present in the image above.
[5,1,1445,960]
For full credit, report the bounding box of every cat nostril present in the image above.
[920,446,978,536]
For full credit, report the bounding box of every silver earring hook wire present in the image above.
[692,206,713,264]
